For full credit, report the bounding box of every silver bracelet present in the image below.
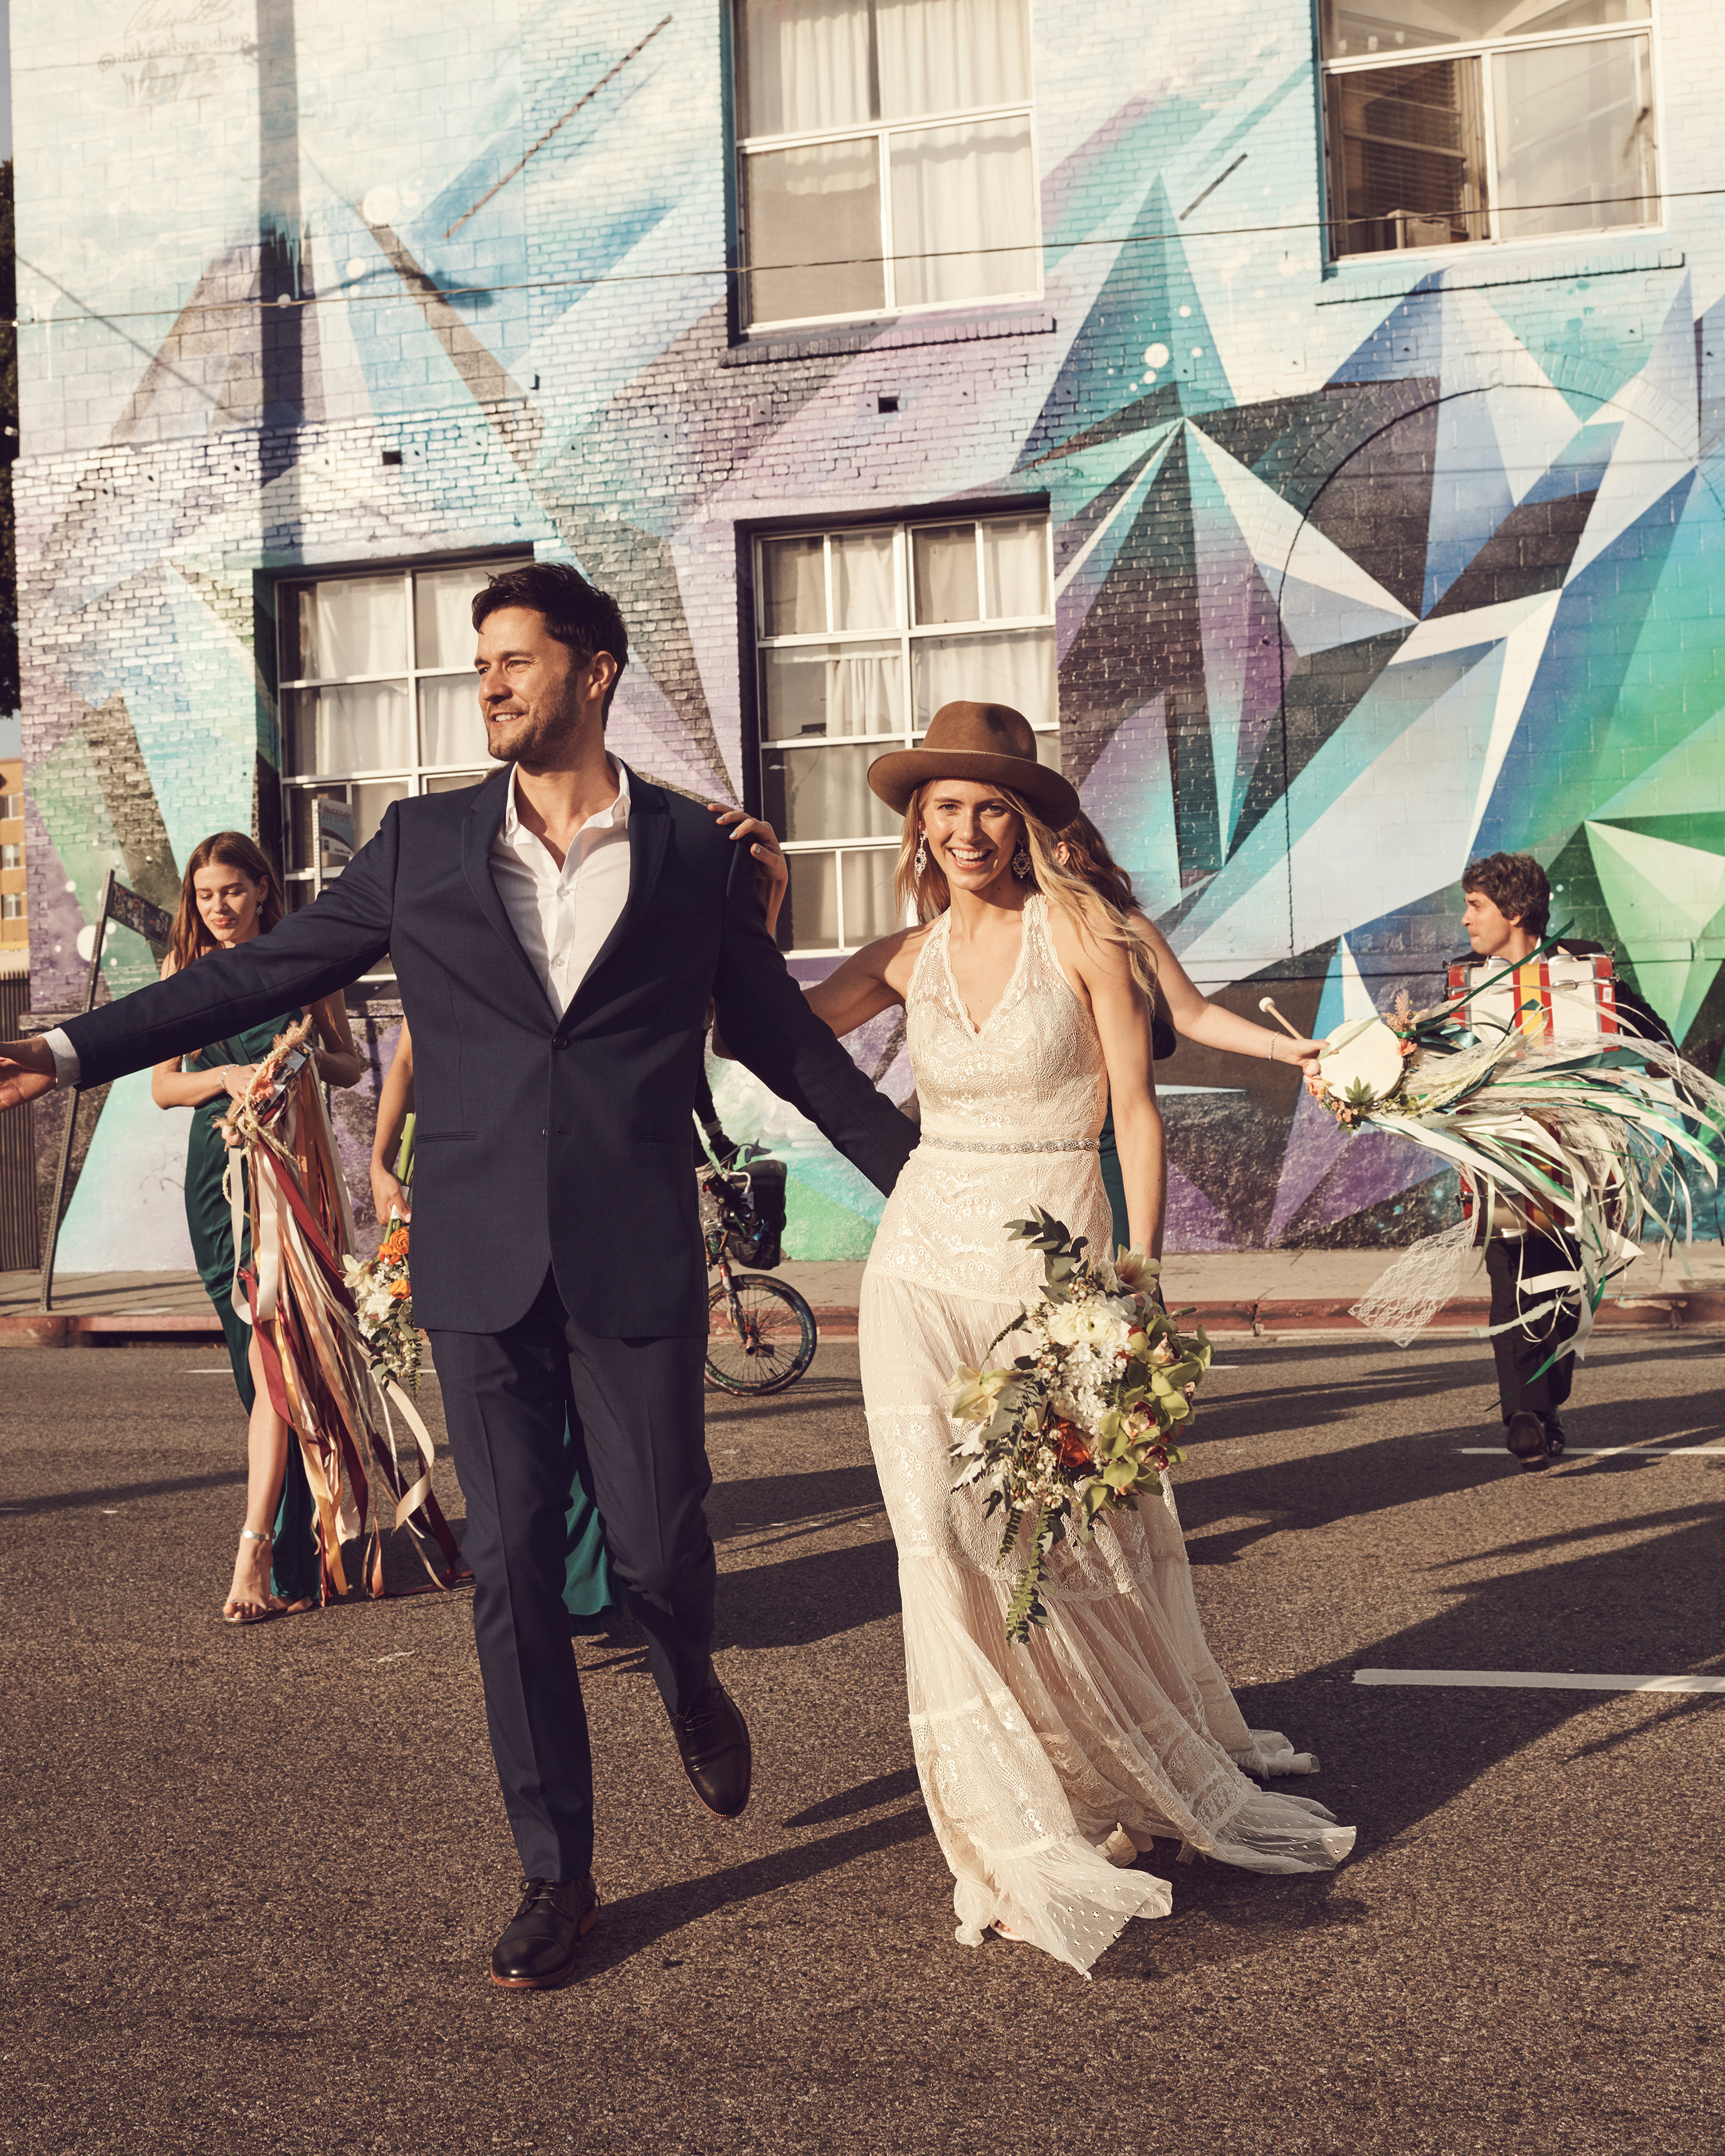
[1266,1035,1276,1062]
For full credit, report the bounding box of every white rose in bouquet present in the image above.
[1046,1300,1085,1345]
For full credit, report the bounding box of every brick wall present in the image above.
[12,0,1725,1261]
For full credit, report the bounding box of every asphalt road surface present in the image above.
[2,1331,1721,2155]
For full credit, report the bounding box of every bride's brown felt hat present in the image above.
[866,701,1079,828]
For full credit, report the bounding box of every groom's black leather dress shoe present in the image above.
[1505,1410,1550,1470]
[490,1875,600,1989]
[671,1678,752,1818]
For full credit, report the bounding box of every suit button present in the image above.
[552,1037,567,1051]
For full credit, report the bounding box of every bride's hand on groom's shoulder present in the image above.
[708,803,789,936]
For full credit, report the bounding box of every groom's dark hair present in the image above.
[473,561,630,721]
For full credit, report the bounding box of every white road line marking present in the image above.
[1457,1445,1725,1456]
[1353,1669,1725,1693]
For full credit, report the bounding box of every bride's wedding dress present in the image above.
[859,895,1355,1974]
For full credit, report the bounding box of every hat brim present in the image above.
[867,746,1080,828]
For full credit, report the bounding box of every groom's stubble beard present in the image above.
[484,667,587,767]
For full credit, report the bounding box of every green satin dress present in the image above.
[181,1014,321,1606]
[1098,1101,1130,1254]
[562,1421,616,1635]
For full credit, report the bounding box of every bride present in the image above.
[793,701,1354,1974]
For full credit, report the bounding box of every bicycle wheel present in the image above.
[705,1273,817,1396]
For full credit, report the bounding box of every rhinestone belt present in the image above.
[918,1134,1100,1154]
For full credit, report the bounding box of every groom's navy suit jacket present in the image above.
[64,765,916,1337]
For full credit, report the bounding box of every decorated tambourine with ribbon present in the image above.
[1260,935,1725,1361]
[218,1017,467,1601]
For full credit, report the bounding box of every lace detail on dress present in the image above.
[869,897,1111,1306]
[859,894,1355,1975]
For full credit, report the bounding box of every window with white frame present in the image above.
[756,513,1056,953]
[735,0,1040,330]
[0,795,20,822]
[1321,0,1659,257]
[276,555,529,975]
[0,845,19,871]
[1,893,23,919]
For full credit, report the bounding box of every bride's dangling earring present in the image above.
[914,832,928,877]
[1012,842,1034,882]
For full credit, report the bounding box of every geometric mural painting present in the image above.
[16,3,1725,1259]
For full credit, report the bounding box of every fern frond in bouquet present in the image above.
[948,1210,1211,1646]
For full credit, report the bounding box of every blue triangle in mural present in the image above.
[1019,177,1231,464]
[1328,277,1445,385]
[1521,420,1620,509]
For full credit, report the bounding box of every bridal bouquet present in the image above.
[948,1210,1212,1646]
[341,1219,421,1392]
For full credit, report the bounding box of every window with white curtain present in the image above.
[1321,0,1660,256]
[736,0,1041,329]
[755,513,1057,953]
[276,555,530,976]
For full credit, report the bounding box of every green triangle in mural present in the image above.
[1585,820,1725,1044]
[1591,699,1725,824]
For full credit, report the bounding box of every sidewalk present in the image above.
[8,1240,1725,1345]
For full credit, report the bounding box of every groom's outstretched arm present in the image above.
[56,807,400,1090]
[711,845,916,1198]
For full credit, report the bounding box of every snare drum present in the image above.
[1445,950,1619,1050]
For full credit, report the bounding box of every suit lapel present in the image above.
[568,764,669,1017]
[460,769,560,1024]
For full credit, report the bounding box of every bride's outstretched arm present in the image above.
[1132,911,1323,1072]
[710,932,911,1059]
[1052,914,1167,1257]
[799,929,925,1039]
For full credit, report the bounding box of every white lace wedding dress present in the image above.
[860,894,1355,1975]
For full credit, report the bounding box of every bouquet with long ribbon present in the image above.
[1272,937,1725,1354]
[217,1017,466,1600]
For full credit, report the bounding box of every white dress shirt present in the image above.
[40,760,634,1086]
[490,760,632,1017]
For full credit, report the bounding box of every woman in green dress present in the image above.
[151,832,365,1625]
[369,1018,614,1631]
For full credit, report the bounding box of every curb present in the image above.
[0,1311,226,1348]
[6,1293,1722,1349]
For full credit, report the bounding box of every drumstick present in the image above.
[1257,998,1306,1042]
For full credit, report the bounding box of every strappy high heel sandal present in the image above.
[223,1527,283,1626]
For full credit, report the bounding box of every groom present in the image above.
[0,562,916,1987]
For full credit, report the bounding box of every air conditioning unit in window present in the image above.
[1387,208,1454,249]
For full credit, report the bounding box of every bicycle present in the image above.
[698,1147,819,1396]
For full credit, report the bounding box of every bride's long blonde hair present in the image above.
[893,783,1159,1001]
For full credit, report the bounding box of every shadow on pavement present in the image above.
[713,1534,900,1650]
[783,1767,920,1829]
[0,1465,248,1515]
[708,1463,882,1540]
[577,1805,934,1973]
